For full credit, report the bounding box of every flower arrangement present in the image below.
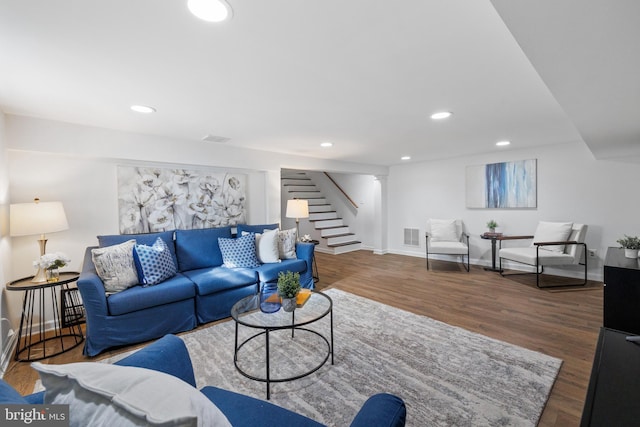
[34,252,71,270]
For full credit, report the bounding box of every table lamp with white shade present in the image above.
[10,198,69,283]
[285,199,309,241]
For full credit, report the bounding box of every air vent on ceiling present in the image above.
[404,228,420,246]
[202,134,231,143]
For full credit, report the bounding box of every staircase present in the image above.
[281,170,361,254]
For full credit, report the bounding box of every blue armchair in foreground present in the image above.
[0,334,406,427]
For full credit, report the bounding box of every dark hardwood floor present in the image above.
[3,250,603,426]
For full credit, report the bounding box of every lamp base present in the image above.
[31,267,48,284]
[31,236,49,283]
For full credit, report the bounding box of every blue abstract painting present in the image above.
[466,159,536,208]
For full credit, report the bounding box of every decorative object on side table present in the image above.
[486,219,498,234]
[277,270,301,312]
[616,235,640,258]
[34,252,71,283]
[9,198,69,283]
[285,199,309,241]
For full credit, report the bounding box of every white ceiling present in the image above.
[0,1,637,166]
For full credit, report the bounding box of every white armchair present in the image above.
[425,219,470,271]
[498,222,588,288]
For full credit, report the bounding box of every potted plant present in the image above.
[277,271,301,312]
[617,235,640,258]
[486,220,498,233]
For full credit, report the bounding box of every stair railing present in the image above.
[324,172,359,209]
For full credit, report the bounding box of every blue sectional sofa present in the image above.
[0,335,406,426]
[78,224,315,356]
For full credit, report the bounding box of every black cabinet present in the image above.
[581,328,640,426]
[603,248,640,335]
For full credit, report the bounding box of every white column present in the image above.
[373,174,388,255]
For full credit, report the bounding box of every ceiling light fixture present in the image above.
[320,142,333,148]
[430,111,452,120]
[187,0,232,22]
[401,156,411,161]
[496,140,511,146]
[130,105,156,114]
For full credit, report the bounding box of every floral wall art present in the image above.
[465,159,537,209]
[117,166,247,234]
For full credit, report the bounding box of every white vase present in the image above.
[624,248,638,258]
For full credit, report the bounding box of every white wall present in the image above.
[0,111,12,369]
[387,140,640,281]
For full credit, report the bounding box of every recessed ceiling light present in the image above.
[401,156,411,161]
[188,0,232,22]
[496,140,511,146]
[430,111,452,120]
[130,105,156,114]
[320,142,333,148]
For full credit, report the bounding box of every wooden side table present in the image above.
[480,234,534,272]
[480,233,503,271]
[6,271,84,361]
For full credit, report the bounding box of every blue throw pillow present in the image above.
[218,234,260,268]
[133,237,177,285]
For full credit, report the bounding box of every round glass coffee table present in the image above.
[231,291,333,400]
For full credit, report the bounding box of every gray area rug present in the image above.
[111,289,563,426]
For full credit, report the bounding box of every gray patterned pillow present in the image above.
[278,228,297,259]
[91,240,139,293]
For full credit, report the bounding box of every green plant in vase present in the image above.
[277,271,301,312]
[617,235,640,258]
[486,220,498,233]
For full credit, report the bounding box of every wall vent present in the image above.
[404,228,420,246]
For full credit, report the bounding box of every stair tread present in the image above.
[310,218,342,222]
[325,233,355,238]
[327,241,362,248]
[309,211,337,214]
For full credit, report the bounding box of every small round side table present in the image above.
[6,271,84,361]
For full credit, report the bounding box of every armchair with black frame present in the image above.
[425,219,470,272]
[498,221,588,288]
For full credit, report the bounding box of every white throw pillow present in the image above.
[430,219,459,242]
[258,229,281,263]
[530,221,573,253]
[91,240,139,294]
[241,229,280,263]
[278,228,297,259]
[32,362,232,427]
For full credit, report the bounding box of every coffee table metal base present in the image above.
[234,326,333,400]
